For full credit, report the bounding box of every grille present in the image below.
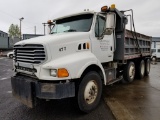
[14,44,46,64]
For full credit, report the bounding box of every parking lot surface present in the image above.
[1,57,160,120]
[0,57,115,120]
[104,62,160,120]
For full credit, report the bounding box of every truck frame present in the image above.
[11,4,151,113]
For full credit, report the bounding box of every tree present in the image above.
[8,24,20,39]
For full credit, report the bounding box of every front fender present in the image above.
[41,51,106,83]
[77,59,107,85]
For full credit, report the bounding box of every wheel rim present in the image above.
[84,80,98,104]
[141,61,145,76]
[129,64,135,79]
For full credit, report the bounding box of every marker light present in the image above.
[47,20,52,24]
[101,6,108,12]
[111,4,115,9]
[58,68,69,78]
[87,42,90,49]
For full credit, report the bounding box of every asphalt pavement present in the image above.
[1,57,160,120]
[0,57,115,120]
[104,62,160,120]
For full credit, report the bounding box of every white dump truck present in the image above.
[151,42,160,61]
[11,4,151,113]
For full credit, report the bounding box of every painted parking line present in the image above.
[104,97,135,120]
[0,57,5,59]
[7,91,12,94]
[0,77,10,81]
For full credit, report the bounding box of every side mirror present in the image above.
[105,13,116,35]
[47,21,55,34]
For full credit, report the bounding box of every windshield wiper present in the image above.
[64,29,77,32]
[51,32,57,34]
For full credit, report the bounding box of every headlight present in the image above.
[50,68,69,78]
[50,69,57,77]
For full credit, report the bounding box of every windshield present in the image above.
[51,14,93,34]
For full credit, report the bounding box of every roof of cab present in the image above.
[53,11,95,21]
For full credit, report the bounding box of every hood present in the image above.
[15,32,90,46]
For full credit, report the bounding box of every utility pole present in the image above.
[42,23,46,35]
[34,26,36,35]
[19,17,24,40]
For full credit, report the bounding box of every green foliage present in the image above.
[8,24,20,39]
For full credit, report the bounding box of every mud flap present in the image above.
[11,76,34,108]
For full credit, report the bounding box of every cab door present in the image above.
[91,15,114,63]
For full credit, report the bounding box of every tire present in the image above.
[9,54,13,59]
[122,61,135,83]
[78,71,102,113]
[145,59,150,76]
[136,59,145,79]
[152,56,156,61]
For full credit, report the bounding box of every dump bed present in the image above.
[114,29,152,61]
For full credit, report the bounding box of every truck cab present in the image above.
[151,42,160,61]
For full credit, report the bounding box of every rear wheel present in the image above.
[145,59,150,76]
[122,61,135,83]
[78,71,102,113]
[136,59,145,79]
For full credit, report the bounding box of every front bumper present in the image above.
[11,75,75,108]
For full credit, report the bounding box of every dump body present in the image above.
[114,29,152,61]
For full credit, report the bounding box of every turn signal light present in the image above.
[101,6,108,12]
[58,68,69,78]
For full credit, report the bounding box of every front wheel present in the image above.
[78,71,102,113]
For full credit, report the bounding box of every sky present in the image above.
[0,0,160,37]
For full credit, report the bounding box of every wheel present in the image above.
[78,71,102,113]
[136,59,145,79]
[152,56,156,61]
[145,59,150,76]
[9,54,13,59]
[122,61,135,83]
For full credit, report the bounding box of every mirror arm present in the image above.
[98,28,107,40]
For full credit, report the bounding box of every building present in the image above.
[0,30,44,49]
[152,37,160,49]
[0,30,10,49]
[0,30,8,38]
[23,34,43,40]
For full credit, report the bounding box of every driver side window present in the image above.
[95,16,106,37]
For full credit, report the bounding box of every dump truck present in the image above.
[11,4,152,113]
